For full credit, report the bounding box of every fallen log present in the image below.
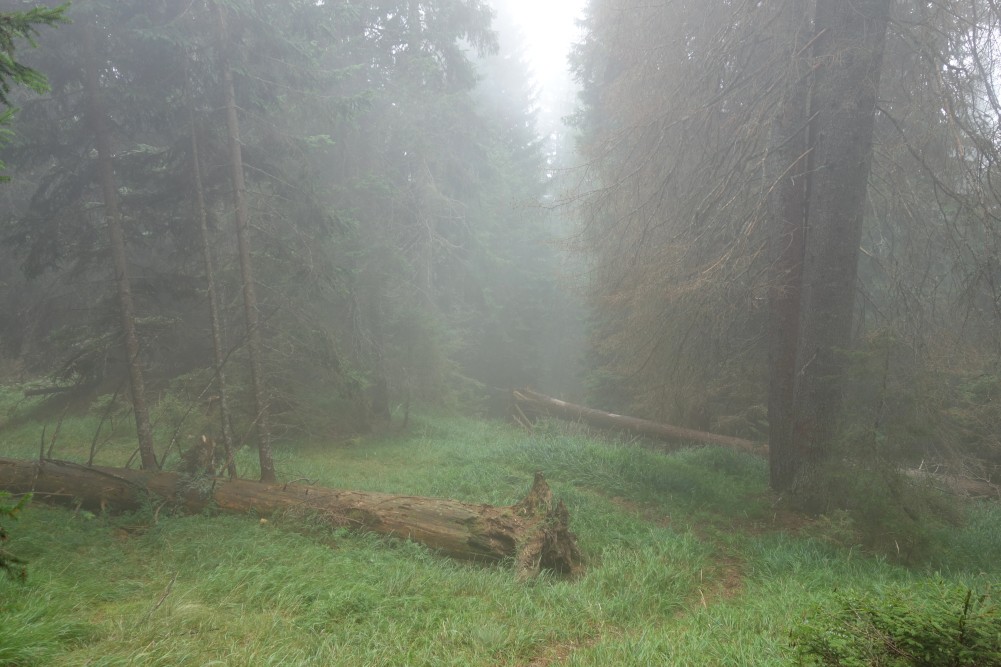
[513,388,767,456]
[23,385,83,397]
[904,468,1000,499]
[0,458,582,578]
[511,391,998,499]
[511,391,999,502]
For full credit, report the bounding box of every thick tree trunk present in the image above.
[765,4,812,492]
[0,458,582,578]
[791,0,892,497]
[213,2,276,483]
[81,23,157,470]
[188,99,237,478]
[512,388,765,456]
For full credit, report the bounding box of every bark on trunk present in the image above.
[512,388,766,456]
[367,280,392,423]
[81,23,157,470]
[213,2,276,483]
[188,96,237,479]
[0,458,583,578]
[765,4,812,492]
[791,0,892,497]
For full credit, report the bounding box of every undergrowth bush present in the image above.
[0,491,29,581]
[793,458,964,564]
[792,578,1001,666]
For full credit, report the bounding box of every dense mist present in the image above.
[1,2,1000,664]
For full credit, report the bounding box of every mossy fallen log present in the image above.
[0,458,582,578]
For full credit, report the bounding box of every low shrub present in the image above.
[792,578,1001,666]
[0,491,30,581]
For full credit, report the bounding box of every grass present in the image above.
[1,390,1000,665]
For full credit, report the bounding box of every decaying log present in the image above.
[512,388,767,456]
[0,458,583,578]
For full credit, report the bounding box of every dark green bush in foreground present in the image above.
[792,579,1001,666]
[0,491,29,581]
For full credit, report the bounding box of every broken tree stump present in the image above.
[512,387,767,456]
[0,458,583,578]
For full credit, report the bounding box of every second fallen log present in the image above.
[512,388,767,456]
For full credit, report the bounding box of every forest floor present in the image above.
[0,387,999,666]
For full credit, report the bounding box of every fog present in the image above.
[1,2,1000,664]
[495,0,585,143]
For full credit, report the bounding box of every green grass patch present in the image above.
[1,400,999,665]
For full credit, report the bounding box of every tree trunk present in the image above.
[512,388,765,456]
[81,23,157,470]
[213,2,276,483]
[0,458,582,578]
[367,280,392,423]
[765,3,812,492]
[791,0,893,496]
[188,93,237,479]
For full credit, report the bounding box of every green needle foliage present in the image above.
[0,2,66,180]
[792,579,1001,667]
[0,3,67,106]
